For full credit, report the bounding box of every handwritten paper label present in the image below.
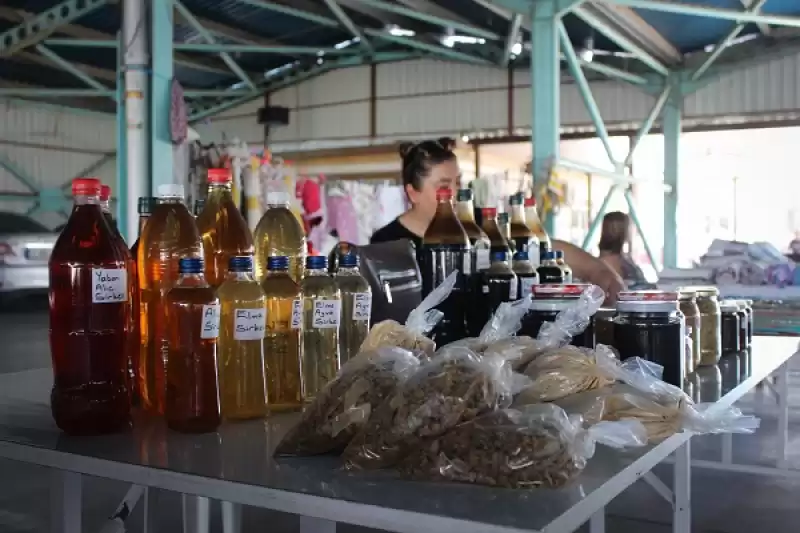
[290,299,303,329]
[476,249,491,270]
[352,292,372,321]
[509,281,518,300]
[200,304,220,339]
[482,285,489,294]
[92,268,127,303]
[520,277,537,297]
[234,308,266,341]
[312,299,341,329]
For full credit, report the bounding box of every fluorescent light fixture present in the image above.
[264,61,299,79]
[334,38,359,49]
[461,135,469,142]
[579,35,594,63]
[386,24,415,37]
[441,35,486,48]
[511,42,523,56]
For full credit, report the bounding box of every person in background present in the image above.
[370,138,626,303]
[788,231,800,261]
[598,211,648,287]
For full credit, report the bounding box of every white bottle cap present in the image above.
[267,191,289,205]
[157,184,185,198]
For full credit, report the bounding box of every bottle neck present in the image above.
[100,199,111,213]
[305,267,328,277]
[267,268,290,277]
[336,266,360,276]
[526,206,543,225]
[159,197,183,205]
[510,204,526,224]
[177,272,208,286]
[226,270,254,282]
[455,200,476,222]
[207,183,232,199]
[138,214,150,233]
[434,198,457,219]
[74,195,100,207]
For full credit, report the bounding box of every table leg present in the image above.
[777,361,789,469]
[182,495,211,533]
[589,510,605,533]
[221,501,242,533]
[50,470,81,533]
[144,488,160,533]
[721,433,733,464]
[673,440,691,533]
[300,516,336,533]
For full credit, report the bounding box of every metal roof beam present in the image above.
[605,0,800,28]
[235,0,340,27]
[322,0,374,53]
[174,43,359,55]
[363,28,493,64]
[0,0,113,57]
[501,14,523,66]
[34,44,111,94]
[173,0,255,89]
[186,15,286,47]
[740,0,770,36]
[8,50,117,83]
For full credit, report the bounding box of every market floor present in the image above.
[1,298,799,533]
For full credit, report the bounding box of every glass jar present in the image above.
[678,290,701,372]
[737,299,754,346]
[694,287,722,367]
[613,290,686,387]
[520,284,594,348]
[720,301,741,354]
[733,301,749,350]
[745,299,755,343]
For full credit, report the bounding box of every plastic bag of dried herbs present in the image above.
[274,348,421,456]
[398,404,647,489]
[357,271,460,359]
[343,348,520,470]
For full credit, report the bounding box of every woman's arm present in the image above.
[552,239,625,304]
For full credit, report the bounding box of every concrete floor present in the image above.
[1,296,799,533]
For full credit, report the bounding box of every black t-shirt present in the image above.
[370,217,422,249]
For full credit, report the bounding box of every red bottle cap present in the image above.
[482,207,497,218]
[208,168,232,184]
[524,197,536,207]
[617,290,679,302]
[100,184,111,201]
[436,187,453,201]
[72,178,101,196]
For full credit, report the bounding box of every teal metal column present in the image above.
[150,0,173,189]
[663,76,682,268]
[116,31,128,241]
[530,0,560,236]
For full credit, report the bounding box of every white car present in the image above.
[0,213,57,303]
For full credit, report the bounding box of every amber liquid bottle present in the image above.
[129,197,154,402]
[261,256,303,412]
[254,191,307,284]
[165,257,221,433]
[524,196,550,263]
[335,253,371,364]
[480,207,511,256]
[49,178,131,435]
[138,184,203,414]
[457,190,491,337]
[419,187,471,345]
[196,168,254,289]
[509,193,540,258]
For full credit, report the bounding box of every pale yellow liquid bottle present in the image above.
[216,255,268,420]
[261,255,303,412]
[195,168,254,289]
[335,254,371,364]
[254,191,306,284]
[300,256,341,401]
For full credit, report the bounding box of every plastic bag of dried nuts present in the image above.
[343,348,520,470]
[274,348,421,456]
[398,404,647,489]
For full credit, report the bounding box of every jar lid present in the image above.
[693,286,719,297]
[532,284,589,300]
[617,290,679,313]
[482,207,497,218]
[524,197,536,207]
[207,168,232,184]
[720,301,740,312]
[678,292,696,301]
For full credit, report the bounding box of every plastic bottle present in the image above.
[299,255,341,401]
[512,250,539,299]
[537,250,565,284]
[99,185,126,246]
[555,250,573,282]
[480,207,511,255]
[497,212,512,246]
[261,255,303,412]
[165,257,221,433]
[254,190,307,284]
[509,193,540,259]
[481,251,518,320]
[129,196,155,404]
[419,187,471,346]
[193,199,205,218]
[524,196,550,262]
[49,178,132,435]
[138,184,203,414]
[130,197,155,261]
[335,253,371,364]
[457,190,492,337]
[216,255,268,420]
[196,168,254,289]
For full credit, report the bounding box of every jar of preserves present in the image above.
[743,299,754,343]
[735,300,753,348]
[720,301,741,354]
[612,290,686,387]
[678,290,701,373]
[520,284,594,348]
[694,287,722,367]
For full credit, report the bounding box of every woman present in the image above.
[371,138,626,302]
[598,211,647,286]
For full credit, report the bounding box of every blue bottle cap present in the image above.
[513,251,529,261]
[339,253,359,268]
[228,255,253,272]
[179,257,203,274]
[267,255,290,271]
[306,255,327,270]
[491,250,508,262]
[554,250,564,259]
[542,251,556,261]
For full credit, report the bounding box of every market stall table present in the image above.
[0,337,796,533]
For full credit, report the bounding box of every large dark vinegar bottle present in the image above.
[49,178,132,435]
[419,187,471,345]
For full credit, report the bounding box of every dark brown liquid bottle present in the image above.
[480,251,518,323]
[509,193,539,257]
[512,250,539,299]
[497,212,512,250]
[419,187,471,345]
[457,190,491,337]
[480,207,511,256]
[524,196,550,263]
[165,257,221,433]
[537,250,565,284]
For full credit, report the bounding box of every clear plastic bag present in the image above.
[399,404,647,489]
[274,348,421,456]
[343,348,517,470]
[437,296,534,355]
[514,345,621,403]
[535,284,605,351]
[357,271,459,357]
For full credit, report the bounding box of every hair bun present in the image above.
[437,137,456,151]
[398,142,415,159]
